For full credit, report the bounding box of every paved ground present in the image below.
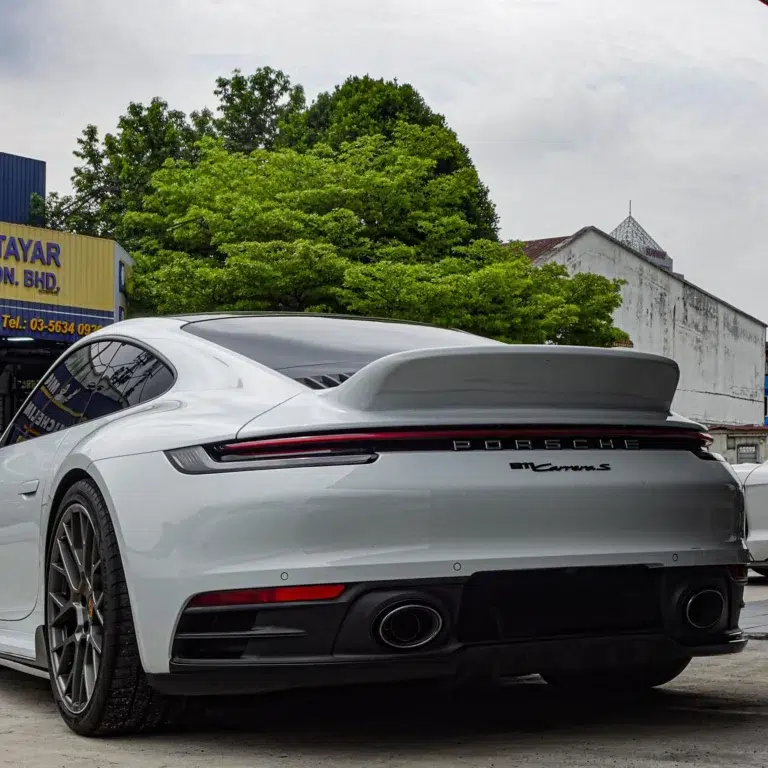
[744,573,768,603]
[741,573,768,637]
[2,583,768,767]
[741,600,768,637]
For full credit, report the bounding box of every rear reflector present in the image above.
[728,565,749,583]
[189,584,346,608]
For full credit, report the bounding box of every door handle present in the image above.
[18,479,39,496]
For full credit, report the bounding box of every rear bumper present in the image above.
[148,565,747,696]
[92,449,747,675]
[148,631,746,697]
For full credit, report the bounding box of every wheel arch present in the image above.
[43,462,131,622]
[38,467,103,671]
[46,468,94,558]
[45,460,124,550]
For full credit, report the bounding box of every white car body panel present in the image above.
[92,445,745,675]
[0,314,749,687]
[732,462,768,563]
[0,431,64,619]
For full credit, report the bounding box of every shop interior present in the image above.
[0,340,68,434]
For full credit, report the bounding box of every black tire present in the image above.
[45,478,197,736]
[540,657,692,693]
[751,567,768,578]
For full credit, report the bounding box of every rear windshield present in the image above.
[181,315,500,380]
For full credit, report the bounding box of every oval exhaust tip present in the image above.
[376,603,444,650]
[685,588,725,630]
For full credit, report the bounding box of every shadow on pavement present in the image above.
[2,665,767,754]
[162,675,768,755]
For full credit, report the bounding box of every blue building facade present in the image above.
[764,374,768,426]
[0,152,46,226]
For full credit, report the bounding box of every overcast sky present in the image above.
[1,0,767,319]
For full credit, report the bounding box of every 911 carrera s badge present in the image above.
[509,462,612,472]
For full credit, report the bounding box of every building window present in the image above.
[736,444,759,464]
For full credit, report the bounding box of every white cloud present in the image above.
[1,0,767,318]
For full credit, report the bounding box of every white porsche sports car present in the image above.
[0,314,749,736]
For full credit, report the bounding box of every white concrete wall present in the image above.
[538,230,765,425]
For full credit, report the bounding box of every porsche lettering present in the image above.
[452,438,641,451]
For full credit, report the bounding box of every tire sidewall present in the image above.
[44,480,121,734]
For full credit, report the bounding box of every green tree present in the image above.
[214,67,305,153]
[127,133,626,347]
[41,101,215,241]
[44,67,300,241]
[44,70,498,242]
[279,76,499,240]
[278,75,442,150]
[28,191,74,231]
[340,241,627,347]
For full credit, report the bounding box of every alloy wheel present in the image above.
[47,503,105,715]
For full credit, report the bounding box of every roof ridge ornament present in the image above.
[610,207,674,272]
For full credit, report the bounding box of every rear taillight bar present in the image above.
[165,426,713,474]
[219,427,713,456]
[164,443,377,474]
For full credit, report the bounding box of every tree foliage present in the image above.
[214,67,306,153]
[37,68,303,242]
[40,71,498,244]
[34,100,215,240]
[339,252,627,345]
[128,132,627,346]
[277,75,443,151]
[279,76,498,240]
[41,66,628,346]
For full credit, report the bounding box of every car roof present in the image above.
[81,313,495,388]
[176,313,496,374]
[86,313,486,356]
[166,311,456,330]
[97,313,475,342]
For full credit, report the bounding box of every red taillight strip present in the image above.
[220,427,712,455]
[188,584,346,608]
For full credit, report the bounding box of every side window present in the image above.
[76,341,132,423]
[135,362,175,403]
[3,341,121,445]
[82,342,173,421]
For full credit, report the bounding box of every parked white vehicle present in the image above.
[731,463,768,576]
[0,314,749,736]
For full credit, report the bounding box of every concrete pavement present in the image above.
[742,601,768,637]
[742,574,768,637]
[1,641,768,766]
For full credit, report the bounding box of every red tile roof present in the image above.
[521,236,570,262]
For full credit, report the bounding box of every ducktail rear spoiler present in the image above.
[321,345,680,417]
